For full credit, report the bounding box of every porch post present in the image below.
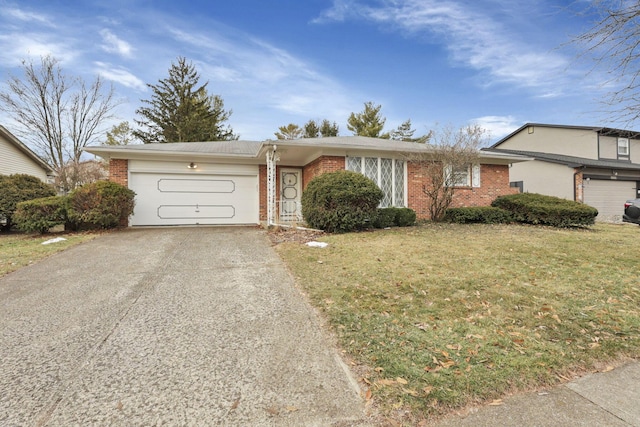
[266,145,277,225]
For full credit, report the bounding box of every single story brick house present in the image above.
[85,136,528,227]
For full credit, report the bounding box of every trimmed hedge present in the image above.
[395,207,417,227]
[491,193,598,227]
[0,174,56,231]
[372,208,397,228]
[67,181,135,229]
[445,206,513,224]
[14,196,68,233]
[301,170,383,233]
[372,207,417,228]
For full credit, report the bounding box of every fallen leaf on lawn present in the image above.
[362,377,371,385]
[423,386,434,395]
[396,377,408,385]
[446,344,462,351]
[384,418,402,427]
[375,366,384,372]
[377,379,397,386]
[441,350,450,358]
[601,366,614,373]
[440,360,456,368]
[488,399,504,406]
[403,388,419,396]
[552,314,561,323]
[365,389,372,400]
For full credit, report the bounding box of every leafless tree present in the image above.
[54,160,108,193]
[573,1,640,125]
[0,55,119,174]
[406,124,487,221]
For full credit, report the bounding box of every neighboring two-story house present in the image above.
[485,123,640,221]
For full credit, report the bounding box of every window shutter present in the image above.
[472,164,480,187]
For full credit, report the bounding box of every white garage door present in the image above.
[129,172,259,226]
[583,179,636,222]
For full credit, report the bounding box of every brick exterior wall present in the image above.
[259,156,346,221]
[302,156,345,189]
[407,163,518,220]
[109,159,128,186]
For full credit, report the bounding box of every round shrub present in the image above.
[301,170,383,233]
[394,207,417,227]
[67,180,135,229]
[492,193,598,227]
[0,174,56,231]
[14,196,68,233]
[372,207,397,228]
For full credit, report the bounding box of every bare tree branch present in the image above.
[573,1,640,125]
[405,124,487,221]
[0,55,119,187]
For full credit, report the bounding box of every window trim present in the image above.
[444,163,481,188]
[346,156,406,207]
[618,137,630,156]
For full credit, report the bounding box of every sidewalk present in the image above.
[431,360,640,427]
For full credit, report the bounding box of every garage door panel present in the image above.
[129,172,258,226]
[157,178,236,193]
[157,205,236,220]
[583,179,636,222]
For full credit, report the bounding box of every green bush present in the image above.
[14,196,68,233]
[67,181,135,229]
[372,207,397,228]
[0,174,56,231]
[394,207,417,227]
[444,206,513,224]
[491,193,598,227]
[301,170,384,233]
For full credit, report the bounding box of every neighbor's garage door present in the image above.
[583,179,636,222]
[129,172,259,226]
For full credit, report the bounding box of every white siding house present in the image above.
[0,126,54,181]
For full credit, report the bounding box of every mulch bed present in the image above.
[267,226,326,245]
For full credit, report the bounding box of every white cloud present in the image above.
[166,24,357,119]
[94,62,146,91]
[99,29,133,58]
[472,115,521,140]
[315,0,576,94]
[2,7,55,27]
[0,33,76,66]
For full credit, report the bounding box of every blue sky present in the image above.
[0,0,615,143]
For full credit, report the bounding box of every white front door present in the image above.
[280,169,302,222]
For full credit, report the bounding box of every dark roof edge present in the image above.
[490,123,606,148]
[0,125,54,173]
[484,148,640,170]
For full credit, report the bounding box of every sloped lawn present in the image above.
[275,223,640,424]
[0,232,98,277]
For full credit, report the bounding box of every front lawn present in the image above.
[275,223,640,424]
[0,232,99,277]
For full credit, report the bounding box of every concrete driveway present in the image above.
[0,227,367,426]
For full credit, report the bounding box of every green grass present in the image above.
[0,232,99,277]
[276,223,640,423]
